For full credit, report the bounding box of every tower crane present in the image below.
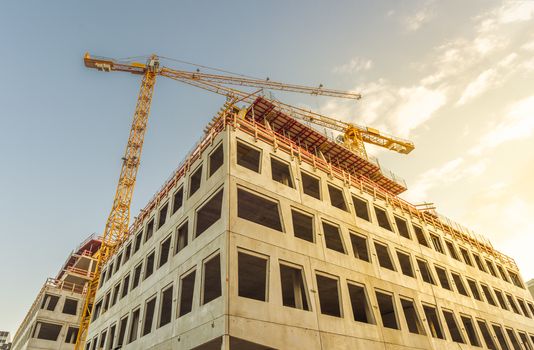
[76,53,414,348]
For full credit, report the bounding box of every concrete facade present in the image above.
[84,114,534,350]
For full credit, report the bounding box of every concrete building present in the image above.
[11,236,101,350]
[0,331,11,350]
[78,98,534,349]
[527,279,534,300]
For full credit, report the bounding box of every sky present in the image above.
[1,0,534,337]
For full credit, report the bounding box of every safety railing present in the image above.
[121,110,517,271]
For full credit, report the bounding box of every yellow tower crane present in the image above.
[76,53,414,348]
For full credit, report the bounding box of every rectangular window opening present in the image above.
[460,247,473,266]
[236,141,261,173]
[451,272,469,296]
[327,184,347,211]
[445,241,460,260]
[134,231,143,254]
[423,304,445,339]
[322,221,346,254]
[189,165,203,197]
[374,206,392,231]
[41,294,60,311]
[158,236,171,268]
[128,309,140,343]
[506,294,521,314]
[394,216,411,239]
[376,291,399,329]
[175,221,189,254]
[435,266,452,290]
[145,218,154,242]
[417,259,435,285]
[494,289,509,310]
[301,172,321,199]
[374,242,395,271]
[442,310,465,343]
[430,233,444,254]
[121,274,130,299]
[396,251,414,278]
[401,298,425,335]
[477,320,498,350]
[208,143,224,177]
[316,274,342,317]
[203,254,222,304]
[178,270,196,316]
[172,187,184,214]
[62,298,78,315]
[144,251,155,280]
[142,297,156,336]
[238,252,268,301]
[347,283,374,324]
[481,284,497,306]
[291,210,314,243]
[237,188,282,231]
[280,264,309,311]
[467,279,481,301]
[505,328,522,350]
[196,188,224,237]
[117,316,128,347]
[33,322,62,341]
[461,315,481,347]
[350,233,369,262]
[132,263,142,290]
[413,225,429,247]
[352,196,370,221]
[271,157,294,188]
[492,324,510,350]
[157,202,168,229]
[159,285,173,328]
[65,327,79,344]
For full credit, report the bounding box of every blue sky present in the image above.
[1,0,534,336]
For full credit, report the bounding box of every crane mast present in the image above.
[75,56,158,349]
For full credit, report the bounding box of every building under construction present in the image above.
[11,235,100,350]
[11,55,534,349]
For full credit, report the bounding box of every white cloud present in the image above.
[404,157,487,202]
[470,95,534,154]
[457,69,498,105]
[332,58,373,74]
[405,5,434,31]
[390,86,447,137]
